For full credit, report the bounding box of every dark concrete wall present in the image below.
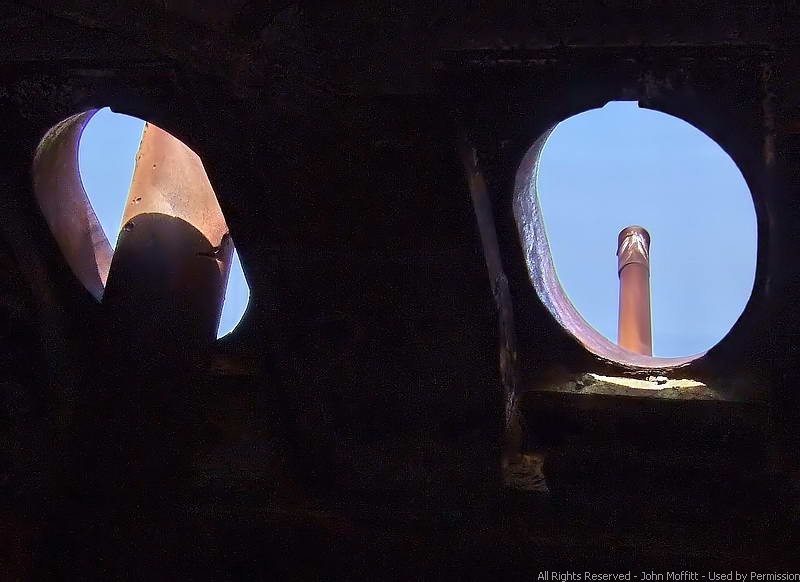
[1,1,800,578]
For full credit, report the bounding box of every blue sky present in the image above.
[537,101,756,357]
[78,107,249,338]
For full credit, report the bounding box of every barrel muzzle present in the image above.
[617,225,651,274]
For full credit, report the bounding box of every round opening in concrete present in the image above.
[514,101,756,365]
[34,108,250,338]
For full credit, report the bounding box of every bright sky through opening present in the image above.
[536,101,756,357]
[78,108,250,338]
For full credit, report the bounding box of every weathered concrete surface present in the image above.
[0,1,799,578]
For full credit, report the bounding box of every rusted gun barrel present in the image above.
[102,122,233,366]
[617,226,652,356]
